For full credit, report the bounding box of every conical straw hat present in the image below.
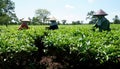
[21,18,30,22]
[49,16,57,21]
[93,9,108,16]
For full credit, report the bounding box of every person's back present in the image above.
[18,18,30,30]
[50,21,58,30]
[47,16,58,30]
[18,22,29,30]
[100,17,111,31]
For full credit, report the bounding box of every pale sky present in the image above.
[12,0,120,23]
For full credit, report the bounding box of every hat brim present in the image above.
[21,20,30,22]
[93,14,108,16]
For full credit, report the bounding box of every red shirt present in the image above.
[18,22,29,30]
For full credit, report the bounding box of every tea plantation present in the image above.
[0,24,120,69]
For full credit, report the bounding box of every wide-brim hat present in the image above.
[93,9,108,16]
[49,16,57,21]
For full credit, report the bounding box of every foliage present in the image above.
[86,11,97,24]
[72,20,83,25]
[0,0,18,26]
[0,24,120,68]
[61,20,67,25]
[34,9,51,24]
[31,17,41,25]
[43,25,120,64]
[113,15,120,24]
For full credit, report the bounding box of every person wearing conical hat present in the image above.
[46,16,58,30]
[18,18,30,30]
[93,9,111,32]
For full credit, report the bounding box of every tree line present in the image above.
[0,0,120,26]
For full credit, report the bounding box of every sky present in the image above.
[12,0,120,23]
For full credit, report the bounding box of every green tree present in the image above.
[61,20,67,25]
[113,15,120,24]
[0,0,16,26]
[31,17,40,25]
[86,11,97,24]
[35,9,51,24]
[71,20,83,25]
